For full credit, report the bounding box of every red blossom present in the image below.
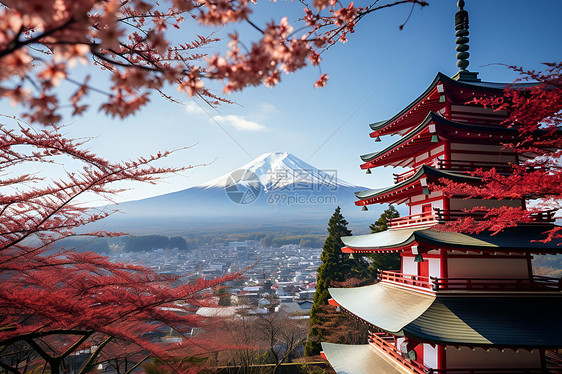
[0,119,241,372]
[0,0,428,122]
[0,0,433,370]
[438,63,562,242]
[314,73,329,88]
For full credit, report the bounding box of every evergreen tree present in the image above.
[305,207,354,356]
[369,204,400,233]
[366,205,401,278]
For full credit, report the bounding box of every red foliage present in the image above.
[0,0,432,371]
[0,119,242,373]
[438,63,562,241]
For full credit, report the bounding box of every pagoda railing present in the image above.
[436,159,516,173]
[368,332,429,374]
[388,209,555,229]
[394,168,418,183]
[392,159,539,185]
[388,211,437,228]
[379,270,433,289]
[392,160,517,184]
[546,353,562,369]
[433,208,556,223]
[432,276,562,291]
[379,271,562,292]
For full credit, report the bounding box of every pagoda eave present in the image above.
[369,73,538,137]
[342,225,562,254]
[321,343,412,374]
[329,283,562,348]
[361,112,527,170]
[342,244,414,254]
[354,165,480,206]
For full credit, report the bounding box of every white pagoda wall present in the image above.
[392,340,438,369]
[428,257,440,278]
[409,191,444,215]
[401,255,441,278]
[396,337,405,350]
[413,144,446,167]
[423,344,438,369]
[446,347,540,369]
[402,256,417,276]
[447,257,529,279]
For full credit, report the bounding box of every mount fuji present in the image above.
[103,152,379,232]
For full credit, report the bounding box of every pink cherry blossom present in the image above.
[0,0,428,123]
[314,73,328,88]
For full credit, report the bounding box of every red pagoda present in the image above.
[320,2,562,373]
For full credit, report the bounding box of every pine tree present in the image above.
[369,204,400,233]
[366,205,401,278]
[305,207,353,356]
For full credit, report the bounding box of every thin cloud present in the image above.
[212,114,266,132]
[258,102,278,114]
[185,102,205,114]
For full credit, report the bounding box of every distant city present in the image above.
[98,239,322,315]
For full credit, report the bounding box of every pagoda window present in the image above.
[447,256,530,280]
[446,347,541,369]
[449,143,517,164]
[410,195,444,215]
[449,198,522,211]
[402,255,418,276]
[449,104,508,125]
[430,144,447,160]
[413,150,447,169]
[410,195,427,203]
[427,256,441,278]
[415,152,430,164]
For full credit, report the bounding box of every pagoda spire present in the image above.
[452,0,480,82]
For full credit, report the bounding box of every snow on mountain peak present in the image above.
[198,152,355,191]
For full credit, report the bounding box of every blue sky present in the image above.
[3,1,561,202]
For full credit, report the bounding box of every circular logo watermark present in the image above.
[225,169,263,205]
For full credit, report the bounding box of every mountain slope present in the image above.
[103,152,379,232]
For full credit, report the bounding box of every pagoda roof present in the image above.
[329,283,562,348]
[320,343,410,374]
[354,165,479,205]
[342,227,418,252]
[360,112,521,168]
[369,72,536,137]
[329,283,433,332]
[342,224,562,254]
[407,295,562,348]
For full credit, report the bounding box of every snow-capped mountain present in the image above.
[199,152,355,191]
[103,152,378,232]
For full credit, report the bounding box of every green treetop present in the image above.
[369,204,400,233]
[305,206,359,356]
